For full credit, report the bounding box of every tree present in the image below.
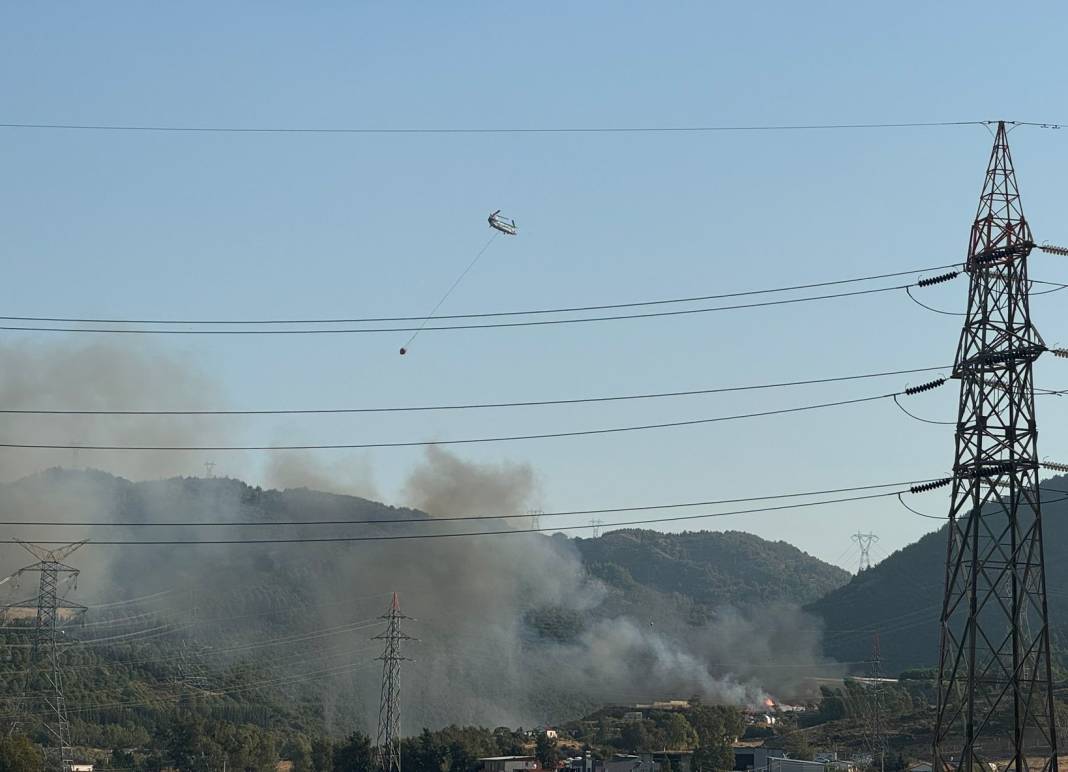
[0,735,43,772]
[493,727,525,757]
[310,737,334,772]
[780,732,813,761]
[620,722,652,753]
[659,714,698,751]
[535,733,561,769]
[686,705,741,770]
[332,732,374,772]
[109,748,136,770]
[817,685,847,722]
[162,716,224,772]
[688,705,744,746]
[692,744,733,772]
[284,734,314,772]
[400,729,444,772]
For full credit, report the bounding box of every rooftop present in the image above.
[478,756,537,762]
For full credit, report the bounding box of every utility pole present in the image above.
[934,121,1058,772]
[1,541,87,772]
[851,532,878,572]
[374,593,414,772]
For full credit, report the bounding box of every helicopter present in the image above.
[488,209,518,236]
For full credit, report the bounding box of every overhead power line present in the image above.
[893,394,955,426]
[0,389,918,451]
[84,588,174,609]
[0,263,957,326]
[0,477,938,528]
[0,488,910,545]
[0,261,999,337]
[0,285,919,335]
[897,489,1068,521]
[48,480,1068,549]
[0,364,946,416]
[0,120,990,136]
[3,618,387,673]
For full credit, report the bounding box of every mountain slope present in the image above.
[576,528,849,608]
[806,474,1068,674]
[0,468,851,740]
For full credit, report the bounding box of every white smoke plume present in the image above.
[0,339,238,483]
[0,344,842,736]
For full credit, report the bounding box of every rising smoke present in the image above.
[264,451,379,501]
[402,444,538,518]
[0,343,842,734]
[0,339,237,483]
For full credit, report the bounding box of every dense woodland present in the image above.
[0,702,746,772]
[5,470,1068,769]
[576,528,850,608]
[807,473,1068,672]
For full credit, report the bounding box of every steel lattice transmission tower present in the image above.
[934,121,1057,772]
[869,634,886,772]
[852,531,878,572]
[0,541,86,772]
[374,593,414,772]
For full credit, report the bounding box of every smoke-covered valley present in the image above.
[0,342,850,734]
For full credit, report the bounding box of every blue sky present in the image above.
[1,2,1067,570]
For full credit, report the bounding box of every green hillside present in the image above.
[576,528,849,608]
[806,474,1068,674]
[0,467,852,765]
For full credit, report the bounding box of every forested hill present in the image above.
[0,469,850,616]
[0,467,852,750]
[575,528,850,608]
[806,474,1068,674]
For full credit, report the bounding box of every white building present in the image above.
[767,759,834,772]
[480,756,542,772]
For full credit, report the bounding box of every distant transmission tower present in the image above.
[203,461,215,478]
[374,593,414,772]
[0,541,86,772]
[851,531,878,572]
[934,121,1058,772]
[528,509,543,530]
[590,518,603,538]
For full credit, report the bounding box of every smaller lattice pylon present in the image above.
[868,634,886,772]
[1,541,87,771]
[373,593,416,772]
